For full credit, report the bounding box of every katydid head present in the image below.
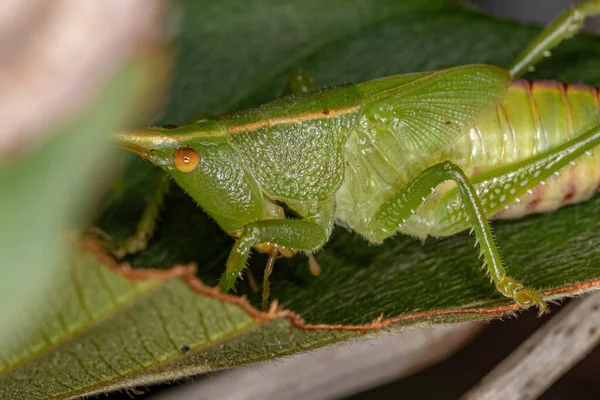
[115,121,264,233]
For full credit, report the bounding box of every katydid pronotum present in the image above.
[112,1,600,315]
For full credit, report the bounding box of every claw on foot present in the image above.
[514,287,549,317]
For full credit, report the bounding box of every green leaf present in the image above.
[0,61,150,351]
[3,0,600,398]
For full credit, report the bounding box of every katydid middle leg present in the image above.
[262,246,279,311]
[371,161,549,315]
[509,0,600,78]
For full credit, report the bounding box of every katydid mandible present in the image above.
[114,2,600,316]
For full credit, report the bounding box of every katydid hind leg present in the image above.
[219,215,333,294]
[437,123,600,232]
[509,0,600,78]
[372,161,548,315]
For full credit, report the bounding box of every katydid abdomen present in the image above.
[336,78,600,241]
[458,80,600,219]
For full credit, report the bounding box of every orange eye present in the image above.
[174,148,199,172]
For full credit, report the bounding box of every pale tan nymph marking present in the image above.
[227,105,361,134]
[151,104,361,142]
[164,129,226,141]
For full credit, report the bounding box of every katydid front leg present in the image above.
[371,161,548,316]
[509,0,600,78]
[95,171,170,259]
[219,210,334,293]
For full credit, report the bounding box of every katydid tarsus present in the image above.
[112,1,600,316]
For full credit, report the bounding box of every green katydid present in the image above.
[112,1,600,316]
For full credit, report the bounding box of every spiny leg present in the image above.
[373,161,548,316]
[262,246,279,311]
[112,172,170,258]
[219,214,333,294]
[509,0,600,78]
[436,124,600,232]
